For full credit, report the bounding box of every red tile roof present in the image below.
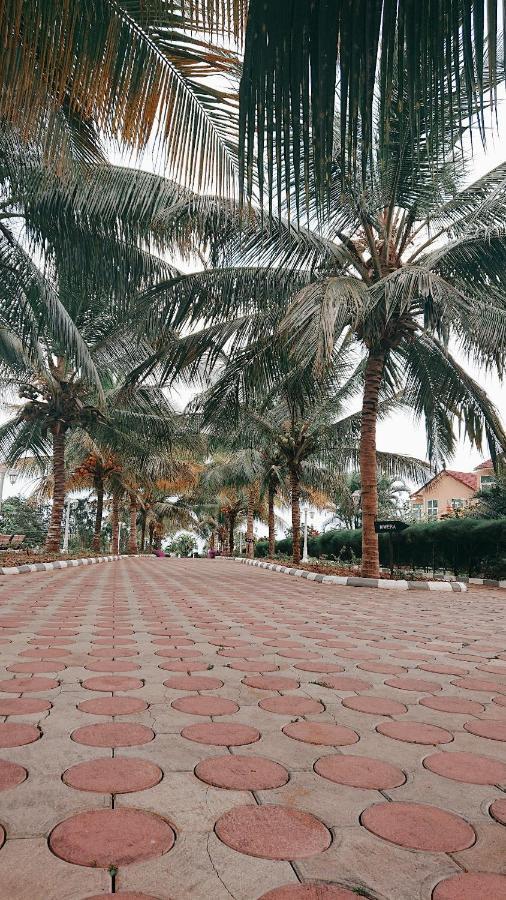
[474,459,493,470]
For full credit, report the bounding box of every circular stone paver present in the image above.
[384,676,442,693]
[419,696,485,715]
[63,758,162,793]
[71,723,154,748]
[242,675,300,691]
[361,802,475,851]
[433,873,506,899]
[84,660,140,672]
[85,895,161,900]
[0,677,59,692]
[0,759,27,790]
[423,752,506,785]
[294,662,345,674]
[282,722,359,746]
[464,720,506,742]
[171,696,239,716]
[490,798,506,824]
[376,722,453,745]
[195,755,288,790]
[342,696,407,716]
[0,698,51,715]
[181,723,260,746]
[162,676,224,691]
[82,676,144,692]
[7,662,65,674]
[260,886,358,899]
[319,676,371,692]
[315,754,405,790]
[259,696,325,715]
[227,661,280,673]
[215,805,331,859]
[49,808,174,867]
[78,697,148,716]
[0,723,40,747]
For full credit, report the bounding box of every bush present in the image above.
[255,518,506,577]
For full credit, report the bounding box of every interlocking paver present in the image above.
[0,557,506,898]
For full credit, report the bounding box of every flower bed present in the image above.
[0,550,117,568]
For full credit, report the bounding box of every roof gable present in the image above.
[411,470,477,499]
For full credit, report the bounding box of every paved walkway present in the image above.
[0,559,506,900]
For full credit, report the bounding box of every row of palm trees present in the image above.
[1,4,506,576]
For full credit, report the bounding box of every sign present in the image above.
[374,520,409,534]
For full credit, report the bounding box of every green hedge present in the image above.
[255,517,506,577]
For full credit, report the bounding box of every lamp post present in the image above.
[62,499,77,553]
[302,505,309,562]
[352,489,361,528]
[0,465,19,513]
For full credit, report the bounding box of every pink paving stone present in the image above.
[154,648,202,658]
[243,675,300,690]
[218,648,266,658]
[78,697,148,715]
[227,660,280,672]
[0,676,59,692]
[259,696,325,715]
[464,720,506,742]
[433,873,506,899]
[88,648,139,657]
[342,695,407,716]
[0,697,51,715]
[318,675,372,692]
[294,662,345,674]
[49,808,174,867]
[181,723,260,746]
[84,660,141,672]
[82,676,144,692]
[276,650,320,660]
[417,662,470,676]
[215,805,331,860]
[158,660,209,672]
[357,662,406,675]
[493,695,506,707]
[419,695,485,715]
[171,696,239,716]
[452,677,506,694]
[7,662,65,674]
[424,751,506,784]
[19,648,70,658]
[361,801,475,851]
[384,676,442,693]
[0,759,27,790]
[315,754,405,789]
[162,675,224,691]
[71,723,154,747]
[282,722,359,746]
[260,885,360,899]
[376,721,453,744]
[63,757,162,793]
[195,755,288,790]
[490,798,506,824]
[0,723,40,747]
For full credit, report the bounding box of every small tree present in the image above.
[168,532,197,557]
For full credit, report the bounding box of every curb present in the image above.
[0,554,137,575]
[226,557,467,592]
[469,577,506,588]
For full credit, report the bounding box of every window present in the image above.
[451,499,463,509]
[411,504,422,521]
[427,499,438,520]
[480,475,495,488]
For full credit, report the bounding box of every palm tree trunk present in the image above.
[268,485,276,557]
[111,491,120,554]
[290,466,301,565]
[140,513,146,551]
[209,531,215,551]
[148,522,154,548]
[222,517,230,555]
[128,495,138,554]
[92,476,104,552]
[228,512,236,556]
[360,349,386,578]
[45,425,66,553]
[246,487,255,558]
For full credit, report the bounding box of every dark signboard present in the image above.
[374,520,409,534]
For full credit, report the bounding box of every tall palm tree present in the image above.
[143,70,506,577]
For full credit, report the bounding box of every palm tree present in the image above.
[145,69,506,577]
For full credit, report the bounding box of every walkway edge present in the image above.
[226,557,467,592]
[0,554,139,575]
